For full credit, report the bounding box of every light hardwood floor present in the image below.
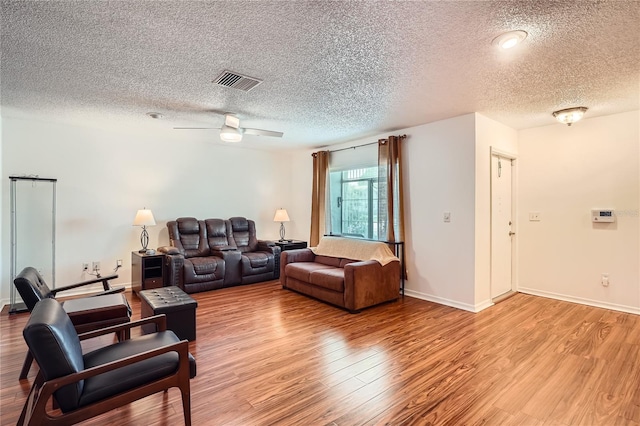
[1,281,639,425]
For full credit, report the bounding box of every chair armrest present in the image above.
[78,314,167,341]
[50,274,119,294]
[163,253,185,289]
[281,248,315,264]
[257,241,281,255]
[158,246,180,255]
[89,287,125,296]
[343,260,400,312]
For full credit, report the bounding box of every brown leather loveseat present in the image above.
[280,236,400,313]
[159,217,280,294]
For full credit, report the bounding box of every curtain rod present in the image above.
[329,140,378,153]
[328,134,406,154]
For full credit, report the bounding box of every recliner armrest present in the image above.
[158,246,180,255]
[257,241,281,255]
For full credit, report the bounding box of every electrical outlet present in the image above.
[444,212,451,223]
[92,261,100,271]
[82,263,89,272]
[117,259,123,267]
[601,273,610,287]
[529,212,541,221]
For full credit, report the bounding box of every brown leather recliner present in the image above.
[229,217,281,285]
[162,217,226,294]
[160,217,280,293]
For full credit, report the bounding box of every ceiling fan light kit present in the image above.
[175,112,283,143]
[552,107,588,126]
[220,124,243,143]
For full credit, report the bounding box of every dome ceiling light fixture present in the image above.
[146,112,163,119]
[552,107,588,126]
[492,30,528,49]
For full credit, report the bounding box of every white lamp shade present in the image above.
[273,209,290,222]
[133,209,156,226]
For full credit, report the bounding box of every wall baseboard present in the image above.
[404,289,494,313]
[518,287,640,315]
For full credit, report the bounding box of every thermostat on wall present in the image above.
[592,209,615,223]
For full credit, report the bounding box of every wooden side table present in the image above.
[131,251,165,294]
[272,240,307,279]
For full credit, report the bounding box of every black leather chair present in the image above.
[18,298,194,426]
[13,267,131,379]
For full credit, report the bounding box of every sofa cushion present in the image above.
[309,267,345,292]
[241,252,273,276]
[245,252,269,268]
[314,255,342,267]
[80,331,181,408]
[285,262,335,283]
[183,257,225,283]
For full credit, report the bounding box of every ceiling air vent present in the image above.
[213,70,263,92]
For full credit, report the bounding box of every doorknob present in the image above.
[509,231,516,236]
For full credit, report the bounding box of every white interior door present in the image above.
[491,154,513,299]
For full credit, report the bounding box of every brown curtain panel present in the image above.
[310,150,329,246]
[378,135,406,242]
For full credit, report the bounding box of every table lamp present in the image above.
[133,208,156,253]
[273,208,290,242]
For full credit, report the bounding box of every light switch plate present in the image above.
[529,212,541,221]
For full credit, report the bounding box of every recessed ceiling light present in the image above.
[492,30,528,49]
[146,112,163,119]
[552,107,588,126]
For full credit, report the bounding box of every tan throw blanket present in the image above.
[311,236,399,266]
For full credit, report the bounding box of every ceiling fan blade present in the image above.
[173,127,221,130]
[224,114,240,129]
[243,128,284,138]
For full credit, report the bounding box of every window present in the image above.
[328,166,379,239]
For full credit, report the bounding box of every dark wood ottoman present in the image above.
[139,286,198,341]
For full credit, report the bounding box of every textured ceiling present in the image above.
[1,1,639,150]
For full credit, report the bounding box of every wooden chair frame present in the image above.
[18,315,192,426]
[15,268,130,380]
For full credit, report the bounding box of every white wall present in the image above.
[1,116,292,304]
[289,114,483,311]
[517,111,640,313]
[474,114,518,308]
[403,115,478,309]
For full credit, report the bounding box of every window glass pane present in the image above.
[328,165,378,239]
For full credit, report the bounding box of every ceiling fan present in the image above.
[174,113,283,143]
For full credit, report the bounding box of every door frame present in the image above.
[490,147,518,299]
